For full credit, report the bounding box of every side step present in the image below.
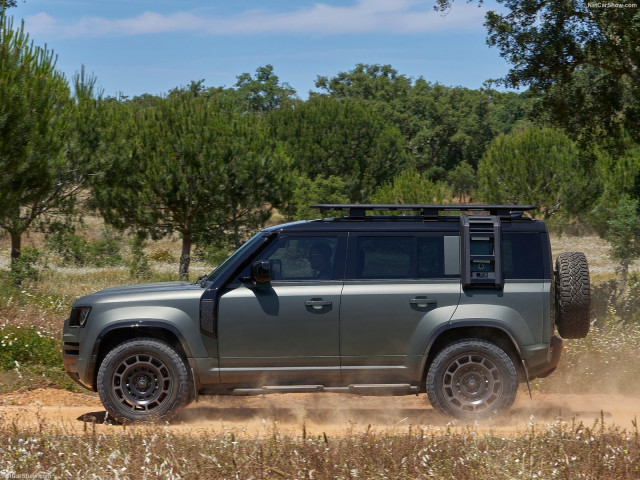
[232,384,419,396]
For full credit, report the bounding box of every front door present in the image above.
[217,234,346,385]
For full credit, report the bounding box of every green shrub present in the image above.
[9,247,41,285]
[0,326,61,370]
[129,234,151,279]
[148,248,176,262]
[46,230,122,267]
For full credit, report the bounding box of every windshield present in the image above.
[206,232,264,282]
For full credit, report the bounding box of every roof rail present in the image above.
[310,204,537,219]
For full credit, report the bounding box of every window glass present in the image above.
[502,233,543,279]
[356,237,413,279]
[418,236,446,278]
[260,237,338,280]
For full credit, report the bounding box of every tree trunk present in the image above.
[10,230,21,264]
[179,234,192,281]
[618,262,629,297]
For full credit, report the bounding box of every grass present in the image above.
[535,310,640,395]
[0,416,638,479]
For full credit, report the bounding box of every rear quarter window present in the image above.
[502,233,544,279]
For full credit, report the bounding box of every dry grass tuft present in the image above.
[0,416,638,479]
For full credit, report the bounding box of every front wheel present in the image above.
[97,338,191,423]
[426,339,518,420]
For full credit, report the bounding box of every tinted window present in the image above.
[356,237,413,279]
[351,235,455,280]
[259,236,339,280]
[418,236,446,278]
[503,233,543,279]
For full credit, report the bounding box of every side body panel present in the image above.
[340,280,461,382]
[217,282,343,384]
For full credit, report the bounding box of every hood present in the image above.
[95,281,196,295]
[73,281,202,307]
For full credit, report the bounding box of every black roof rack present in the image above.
[310,204,537,219]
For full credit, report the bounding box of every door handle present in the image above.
[305,298,332,310]
[410,296,437,307]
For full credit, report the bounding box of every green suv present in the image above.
[62,204,590,422]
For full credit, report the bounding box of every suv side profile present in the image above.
[62,204,590,422]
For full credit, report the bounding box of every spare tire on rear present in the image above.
[554,252,590,339]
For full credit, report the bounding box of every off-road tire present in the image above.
[426,339,518,420]
[555,252,590,339]
[97,338,191,423]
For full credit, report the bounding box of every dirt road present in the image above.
[0,388,638,437]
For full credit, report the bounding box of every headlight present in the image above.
[69,306,91,327]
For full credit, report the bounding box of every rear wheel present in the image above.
[97,338,191,423]
[426,339,518,420]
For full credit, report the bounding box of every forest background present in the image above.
[2,1,640,319]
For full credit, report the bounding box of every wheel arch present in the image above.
[89,321,193,392]
[421,323,528,384]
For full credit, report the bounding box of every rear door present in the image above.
[339,233,461,383]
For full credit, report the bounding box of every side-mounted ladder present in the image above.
[461,214,502,288]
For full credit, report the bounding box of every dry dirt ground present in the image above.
[0,388,638,438]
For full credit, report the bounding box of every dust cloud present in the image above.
[1,388,637,437]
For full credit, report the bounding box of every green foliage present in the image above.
[8,246,41,286]
[478,127,588,218]
[0,326,60,370]
[45,230,122,267]
[437,0,640,147]
[371,170,451,204]
[270,95,408,202]
[93,88,290,279]
[129,233,151,280]
[234,64,297,113]
[446,161,477,201]
[285,175,349,221]
[0,11,79,266]
[605,196,640,291]
[316,64,532,174]
[588,143,640,234]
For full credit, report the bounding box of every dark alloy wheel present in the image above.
[426,339,518,420]
[97,338,191,423]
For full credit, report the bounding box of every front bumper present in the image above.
[62,341,92,391]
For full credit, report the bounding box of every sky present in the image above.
[10,0,513,99]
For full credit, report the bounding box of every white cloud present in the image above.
[24,0,488,38]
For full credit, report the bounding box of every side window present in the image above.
[418,236,445,278]
[356,237,413,279]
[502,233,543,279]
[350,234,458,280]
[260,236,339,280]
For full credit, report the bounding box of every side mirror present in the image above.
[251,260,272,284]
